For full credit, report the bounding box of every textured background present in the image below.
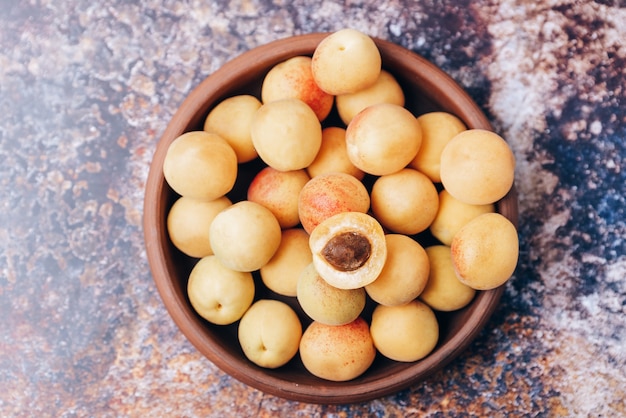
[1,0,625,416]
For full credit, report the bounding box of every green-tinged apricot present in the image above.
[297,263,366,325]
[187,255,255,325]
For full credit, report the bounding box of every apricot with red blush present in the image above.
[261,56,334,122]
[298,172,370,234]
[248,167,310,229]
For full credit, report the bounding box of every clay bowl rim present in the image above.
[143,32,518,404]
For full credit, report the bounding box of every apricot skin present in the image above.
[299,317,376,381]
[345,103,422,176]
[261,56,334,122]
[451,212,519,290]
[307,127,365,180]
[440,129,516,205]
[163,131,238,201]
[250,98,322,171]
[298,172,370,235]
[247,167,310,229]
[209,201,282,272]
[296,263,366,326]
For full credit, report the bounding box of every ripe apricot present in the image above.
[250,98,322,171]
[440,129,515,205]
[298,172,370,235]
[370,300,439,362]
[451,212,519,290]
[311,29,381,95]
[187,255,255,326]
[247,167,310,229]
[430,189,494,246]
[345,103,422,176]
[261,56,334,122]
[365,234,430,306]
[336,69,405,125]
[306,127,365,180]
[299,317,376,381]
[209,201,282,272]
[297,263,366,326]
[163,131,237,201]
[419,245,476,312]
[260,228,312,297]
[203,94,261,163]
[370,168,439,235]
[409,111,467,183]
[167,195,232,258]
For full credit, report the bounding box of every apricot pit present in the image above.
[309,211,386,290]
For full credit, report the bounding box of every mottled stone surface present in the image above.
[1,0,625,416]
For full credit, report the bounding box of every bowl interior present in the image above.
[143,33,518,404]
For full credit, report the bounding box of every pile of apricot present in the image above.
[162,29,518,381]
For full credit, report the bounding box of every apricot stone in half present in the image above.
[309,212,386,290]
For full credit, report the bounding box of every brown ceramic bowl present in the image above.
[143,33,518,404]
